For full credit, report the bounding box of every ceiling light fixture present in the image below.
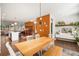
[40,2,42,20]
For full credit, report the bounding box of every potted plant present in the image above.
[75,37,79,46]
[73,29,79,46]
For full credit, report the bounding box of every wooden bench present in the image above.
[43,46,63,56]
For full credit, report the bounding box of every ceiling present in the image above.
[0,3,79,23]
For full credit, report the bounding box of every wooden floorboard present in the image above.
[55,39,79,52]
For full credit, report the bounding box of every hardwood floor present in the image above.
[55,39,79,52]
[1,36,79,56]
[1,36,9,56]
[1,36,18,56]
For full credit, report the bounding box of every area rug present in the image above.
[62,49,79,56]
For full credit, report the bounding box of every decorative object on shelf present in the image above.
[14,22,18,25]
[11,24,14,26]
[44,22,46,25]
[40,17,42,20]
[44,22,48,27]
[39,21,43,26]
[40,29,42,32]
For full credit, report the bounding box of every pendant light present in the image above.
[40,3,42,20]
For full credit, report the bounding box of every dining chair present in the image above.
[26,35,34,41]
[43,46,63,56]
[5,42,22,56]
[42,39,54,52]
[35,34,40,40]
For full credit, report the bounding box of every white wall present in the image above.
[1,3,40,21]
[0,4,1,26]
[41,3,79,23]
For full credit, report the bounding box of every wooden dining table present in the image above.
[15,37,54,56]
